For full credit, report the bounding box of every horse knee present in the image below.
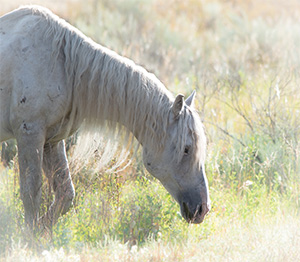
[21,186,42,211]
[61,192,75,215]
[53,169,75,214]
[62,182,75,214]
[20,178,42,226]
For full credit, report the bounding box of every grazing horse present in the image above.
[0,6,210,229]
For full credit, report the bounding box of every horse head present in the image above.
[142,91,210,223]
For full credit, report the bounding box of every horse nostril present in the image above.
[183,202,193,221]
[183,202,189,218]
[198,204,203,216]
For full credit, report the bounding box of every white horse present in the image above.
[0,6,210,229]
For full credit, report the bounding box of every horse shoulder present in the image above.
[0,9,72,142]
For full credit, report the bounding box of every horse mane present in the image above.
[16,5,206,170]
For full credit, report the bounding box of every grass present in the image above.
[1,167,299,262]
[1,151,299,261]
[1,0,300,261]
[4,215,300,262]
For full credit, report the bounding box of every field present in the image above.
[0,0,300,261]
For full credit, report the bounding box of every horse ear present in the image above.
[185,90,196,107]
[172,94,185,118]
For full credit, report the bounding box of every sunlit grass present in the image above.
[1,158,299,261]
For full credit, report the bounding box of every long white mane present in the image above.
[15,6,206,170]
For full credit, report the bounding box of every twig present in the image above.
[205,121,246,147]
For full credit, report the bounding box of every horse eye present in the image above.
[184,146,190,155]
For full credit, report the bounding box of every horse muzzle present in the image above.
[181,201,210,224]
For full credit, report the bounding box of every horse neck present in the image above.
[73,45,173,147]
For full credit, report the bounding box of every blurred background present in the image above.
[0,0,299,261]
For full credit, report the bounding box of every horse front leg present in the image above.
[16,131,45,230]
[40,140,75,229]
